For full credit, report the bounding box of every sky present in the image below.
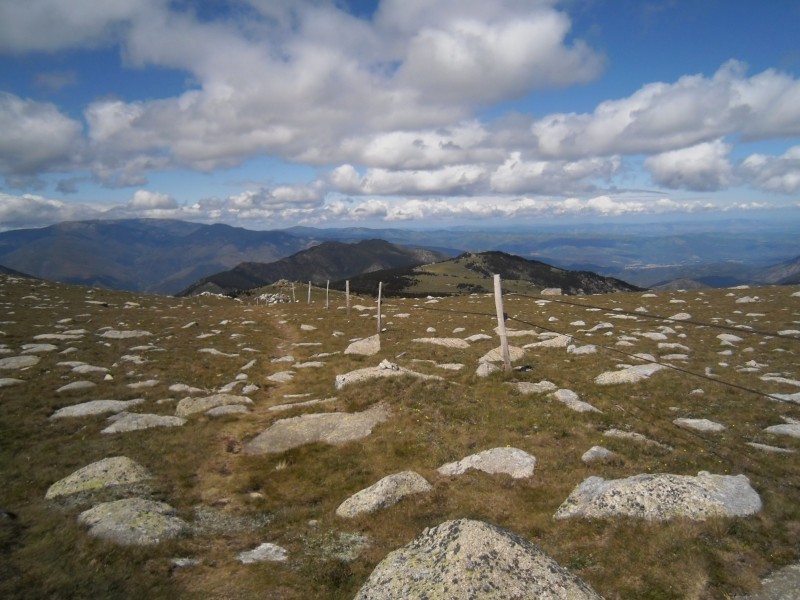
[1,0,799,232]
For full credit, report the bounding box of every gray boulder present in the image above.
[237,542,288,563]
[437,447,536,479]
[244,403,390,454]
[101,413,186,434]
[344,334,381,356]
[78,498,189,545]
[353,519,602,599]
[555,471,762,521]
[0,355,40,370]
[336,471,432,518]
[175,393,252,417]
[45,456,153,500]
[50,399,144,419]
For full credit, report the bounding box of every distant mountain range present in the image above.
[179,239,448,296]
[0,218,797,294]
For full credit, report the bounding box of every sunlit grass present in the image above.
[1,278,799,598]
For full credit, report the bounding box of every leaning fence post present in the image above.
[326,280,330,309]
[346,280,351,316]
[493,274,512,373]
[307,281,312,304]
[377,282,383,333]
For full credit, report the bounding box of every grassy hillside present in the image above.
[337,250,642,296]
[1,274,799,599]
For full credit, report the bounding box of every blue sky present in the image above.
[1,0,799,231]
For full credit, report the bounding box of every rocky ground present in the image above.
[1,275,799,599]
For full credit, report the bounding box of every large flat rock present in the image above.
[78,498,188,546]
[46,456,152,501]
[438,447,536,479]
[555,471,762,521]
[244,403,391,454]
[175,393,252,417]
[354,519,602,599]
[336,471,432,518]
[50,399,145,419]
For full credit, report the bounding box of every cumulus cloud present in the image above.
[329,164,489,196]
[128,190,177,210]
[645,140,734,191]
[0,193,101,230]
[490,152,621,194]
[529,61,800,159]
[0,93,83,176]
[0,0,159,53]
[740,146,800,193]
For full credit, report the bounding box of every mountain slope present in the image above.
[337,250,643,296]
[759,255,800,285]
[0,219,311,294]
[179,239,449,296]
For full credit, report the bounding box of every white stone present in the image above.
[438,447,536,479]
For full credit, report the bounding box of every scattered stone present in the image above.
[50,398,145,419]
[476,361,499,377]
[464,333,492,342]
[555,472,762,521]
[746,442,795,454]
[763,423,800,438]
[479,345,525,363]
[412,337,470,349]
[523,334,571,349]
[78,498,188,545]
[336,471,432,518]
[581,446,618,464]
[604,428,672,450]
[594,363,666,385]
[436,363,464,371]
[674,418,726,433]
[267,371,295,383]
[300,324,317,331]
[71,364,110,375]
[101,413,187,434]
[207,404,250,417]
[669,313,692,321]
[344,334,381,356]
[244,403,391,454]
[271,355,295,363]
[198,348,239,357]
[0,355,40,370]
[169,383,204,394]
[56,381,97,393]
[99,330,152,339]
[353,519,601,600]
[568,344,597,355]
[21,343,59,354]
[718,333,744,345]
[237,542,288,564]
[175,393,253,417]
[335,361,441,390]
[268,397,338,412]
[294,361,325,368]
[45,456,152,501]
[550,389,601,413]
[127,379,159,389]
[0,378,23,387]
[508,380,558,394]
[437,447,536,479]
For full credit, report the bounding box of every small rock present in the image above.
[46,456,152,500]
[237,542,288,564]
[101,413,186,434]
[581,446,617,464]
[674,418,726,433]
[336,471,432,518]
[78,498,188,546]
[438,447,536,479]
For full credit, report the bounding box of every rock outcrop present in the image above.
[555,472,762,521]
[354,519,602,599]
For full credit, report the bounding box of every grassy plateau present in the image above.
[1,274,799,599]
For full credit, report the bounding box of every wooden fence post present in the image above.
[326,280,330,309]
[346,280,350,316]
[377,282,383,333]
[291,282,296,303]
[493,274,512,373]
[307,281,312,304]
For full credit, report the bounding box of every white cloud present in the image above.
[329,164,489,196]
[740,145,800,193]
[0,193,101,230]
[530,61,800,159]
[490,152,621,194]
[0,0,160,53]
[0,93,83,176]
[128,190,177,210]
[645,140,734,191]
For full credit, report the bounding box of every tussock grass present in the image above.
[1,277,799,598]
